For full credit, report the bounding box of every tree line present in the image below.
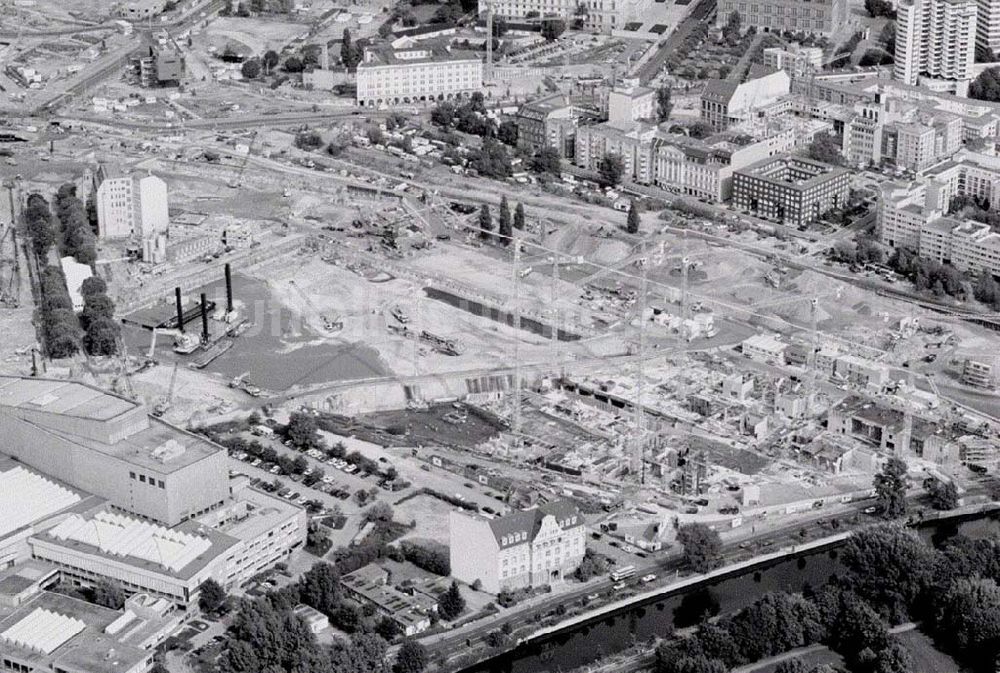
[657,523,1000,673]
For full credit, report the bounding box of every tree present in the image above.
[807,131,844,165]
[364,501,394,523]
[283,55,303,72]
[626,200,640,234]
[688,121,715,139]
[498,195,512,245]
[478,204,493,240]
[926,477,959,510]
[514,202,526,230]
[329,633,389,673]
[84,316,121,356]
[498,120,518,146]
[841,524,936,622]
[864,0,895,17]
[677,523,722,573]
[287,411,319,448]
[437,581,466,620]
[241,57,261,79]
[263,49,280,73]
[299,562,342,614]
[394,639,428,673]
[199,578,228,614]
[341,28,357,69]
[722,10,742,44]
[597,153,625,188]
[529,146,562,174]
[92,579,125,609]
[974,269,1000,306]
[541,17,566,40]
[969,67,1000,102]
[932,578,1000,662]
[24,193,56,257]
[656,85,673,122]
[80,276,107,300]
[873,456,908,520]
[472,137,513,178]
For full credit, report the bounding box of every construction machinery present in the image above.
[288,280,343,333]
[230,371,262,397]
[153,363,179,417]
[227,131,259,190]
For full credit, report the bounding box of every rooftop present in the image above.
[737,155,848,188]
[360,42,480,67]
[475,500,582,549]
[0,376,225,475]
[0,464,82,540]
[0,591,150,673]
[36,505,239,581]
[0,376,135,421]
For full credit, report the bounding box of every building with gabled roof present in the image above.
[700,70,791,132]
[449,500,586,594]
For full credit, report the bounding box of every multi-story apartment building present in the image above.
[894,0,977,94]
[608,82,656,124]
[700,70,791,132]
[449,501,586,594]
[94,164,169,241]
[976,0,1000,58]
[355,43,482,107]
[482,0,651,32]
[762,45,824,79]
[842,96,963,170]
[877,151,1000,275]
[653,129,798,202]
[575,121,659,184]
[516,94,577,157]
[130,46,184,87]
[118,0,165,19]
[717,0,847,35]
[731,155,851,227]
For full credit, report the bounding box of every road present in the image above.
[423,503,871,662]
[58,109,383,131]
[634,0,717,84]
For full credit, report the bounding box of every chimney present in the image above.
[322,43,330,70]
[225,263,233,314]
[175,287,184,332]
[200,292,209,343]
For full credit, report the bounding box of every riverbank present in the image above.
[455,503,1000,673]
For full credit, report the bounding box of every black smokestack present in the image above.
[175,287,184,333]
[200,292,209,343]
[225,263,233,314]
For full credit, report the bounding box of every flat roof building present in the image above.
[732,155,850,227]
[0,376,229,527]
[356,42,482,108]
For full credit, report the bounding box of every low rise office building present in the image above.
[717,0,847,36]
[355,43,482,107]
[731,155,850,227]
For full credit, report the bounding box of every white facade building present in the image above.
[481,0,651,32]
[355,43,482,107]
[449,501,586,594]
[894,0,977,94]
[95,165,169,241]
[976,0,1000,58]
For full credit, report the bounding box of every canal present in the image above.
[460,509,1000,673]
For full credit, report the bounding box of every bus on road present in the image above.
[610,565,636,582]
